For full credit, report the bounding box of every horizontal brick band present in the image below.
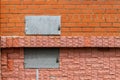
[1,36,120,48]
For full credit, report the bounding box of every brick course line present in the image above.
[1,36,120,48]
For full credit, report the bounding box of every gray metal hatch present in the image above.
[24,48,59,68]
[25,16,61,35]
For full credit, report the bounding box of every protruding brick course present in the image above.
[1,36,120,48]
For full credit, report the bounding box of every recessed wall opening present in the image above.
[24,48,60,69]
[25,16,61,35]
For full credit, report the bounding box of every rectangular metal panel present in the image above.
[25,16,61,35]
[24,48,59,68]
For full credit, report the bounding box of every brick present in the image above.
[42,36,49,47]
[0,19,8,23]
[1,52,7,66]
[100,5,113,9]
[13,37,19,47]
[76,5,88,9]
[24,36,31,47]
[62,28,70,32]
[7,1,21,5]
[82,18,93,23]
[7,60,14,71]
[115,36,120,47]
[1,9,9,13]
[48,36,56,47]
[96,36,103,47]
[22,0,33,5]
[6,37,13,47]
[108,37,115,47]
[72,36,79,47]
[9,19,23,23]
[84,37,91,47]
[7,23,16,27]
[100,23,113,27]
[93,9,105,14]
[54,36,60,46]
[113,23,120,27]
[16,23,24,27]
[64,5,76,9]
[19,36,24,47]
[66,36,73,47]
[8,52,19,59]
[68,65,80,71]
[62,23,87,27]
[78,36,84,47]
[90,36,97,47]
[60,36,67,47]
[102,37,109,47]
[71,28,82,32]
[1,36,6,47]
[16,5,28,10]
[7,78,19,80]
[88,23,99,27]
[30,36,37,47]
[19,48,24,59]
[106,9,118,14]
[36,36,42,47]
[82,28,94,32]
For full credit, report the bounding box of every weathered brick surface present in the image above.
[1,48,120,80]
[1,0,120,36]
[1,0,120,80]
[1,36,120,48]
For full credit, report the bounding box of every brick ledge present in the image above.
[1,36,120,48]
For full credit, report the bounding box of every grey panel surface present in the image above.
[24,48,59,68]
[25,16,61,35]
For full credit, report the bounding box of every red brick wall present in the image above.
[1,0,120,80]
[1,48,120,80]
[1,0,120,36]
